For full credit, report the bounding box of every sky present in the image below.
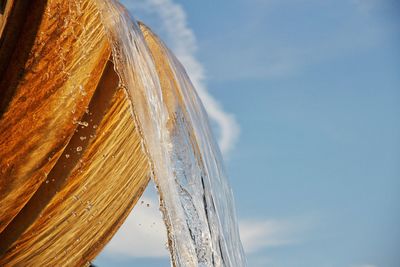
[95,0,400,266]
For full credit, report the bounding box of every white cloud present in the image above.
[104,183,310,258]
[239,218,311,254]
[103,193,169,257]
[122,0,240,156]
[105,205,307,258]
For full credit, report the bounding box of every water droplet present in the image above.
[86,202,93,211]
[76,146,82,152]
[65,154,70,158]
[73,119,89,127]
[78,84,87,96]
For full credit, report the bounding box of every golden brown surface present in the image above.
[0,0,14,37]
[0,0,151,265]
[139,23,194,134]
[0,0,111,233]
[139,23,183,128]
[0,86,150,266]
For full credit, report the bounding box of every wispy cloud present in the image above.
[122,0,240,156]
[105,206,311,258]
[103,183,311,258]
[239,217,312,254]
[103,194,168,258]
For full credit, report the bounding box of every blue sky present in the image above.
[96,0,400,266]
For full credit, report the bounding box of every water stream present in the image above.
[95,1,246,266]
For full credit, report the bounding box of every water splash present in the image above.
[95,1,246,266]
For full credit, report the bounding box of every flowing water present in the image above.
[95,1,246,266]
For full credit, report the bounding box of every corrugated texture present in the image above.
[0,0,110,232]
[0,0,151,265]
[0,87,150,266]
